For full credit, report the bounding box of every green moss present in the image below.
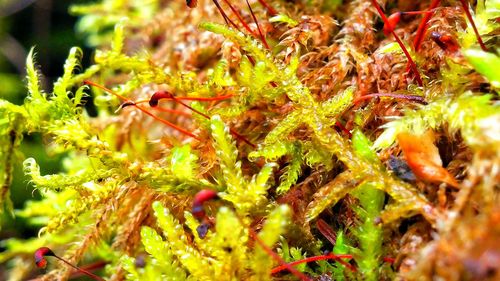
[0,1,499,280]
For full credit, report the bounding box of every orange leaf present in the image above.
[397,131,459,188]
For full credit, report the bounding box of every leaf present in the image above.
[25,48,45,101]
[169,145,198,180]
[251,205,291,279]
[373,92,499,150]
[352,129,378,163]
[305,170,360,223]
[277,148,302,194]
[248,141,295,162]
[397,131,459,188]
[269,14,299,27]
[53,47,83,98]
[264,110,302,144]
[210,207,247,278]
[152,201,213,280]
[464,49,500,89]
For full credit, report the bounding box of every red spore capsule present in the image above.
[186,0,197,8]
[193,189,218,205]
[34,247,105,281]
[430,31,459,53]
[34,247,55,269]
[149,90,174,107]
[192,205,206,220]
[192,189,219,220]
[384,12,402,36]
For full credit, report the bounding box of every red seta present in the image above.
[34,247,105,281]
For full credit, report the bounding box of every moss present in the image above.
[0,0,499,280]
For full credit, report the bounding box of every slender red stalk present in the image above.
[353,93,426,104]
[70,261,108,279]
[149,90,233,107]
[414,1,487,52]
[384,10,433,36]
[84,80,200,140]
[175,94,234,101]
[34,247,105,281]
[248,229,312,281]
[270,253,355,274]
[413,0,441,51]
[55,257,105,281]
[121,94,233,110]
[391,30,423,86]
[221,0,257,37]
[213,0,270,50]
[401,10,434,16]
[153,107,192,117]
[69,261,108,279]
[370,0,423,86]
[165,93,256,148]
[383,257,395,263]
[270,252,396,274]
[78,260,108,272]
[245,0,271,49]
[316,219,337,246]
[333,256,357,270]
[458,0,487,51]
[206,1,277,87]
[212,0,240,30]
[335,121,352,138]
[71,260,108,279]
[217,208,312,280]
[257,0,278,16]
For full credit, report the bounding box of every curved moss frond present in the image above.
[210,115,246,204]
[211,115,275,214]
[210,59,235,88]
[127,226,189,280]
[200,22,315,107]
[1,1,498,280]
[0,102,26,217]
[210,206,248,278]
[23,158,113,192]
[25,48,45,101]
[373,92,499,151]
[41,182,118,234]
[305,170,359,223]
[350,131,385,281]
[152,201,213,280]
[53,47,84,99]
[276,146,303,194]
[303,140,334,169]
[251,205,291,280]
[150,201,291,280]
[248,141,295,162]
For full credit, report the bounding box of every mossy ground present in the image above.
[0,0,499,280]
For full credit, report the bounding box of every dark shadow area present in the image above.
[0,0,92,251]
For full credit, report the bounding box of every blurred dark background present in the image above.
[0,0,92,240]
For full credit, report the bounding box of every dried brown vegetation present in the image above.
[0,0,498,280]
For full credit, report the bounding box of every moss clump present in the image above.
[0,0,499,280]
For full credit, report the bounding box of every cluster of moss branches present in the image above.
[0,0,499,280]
